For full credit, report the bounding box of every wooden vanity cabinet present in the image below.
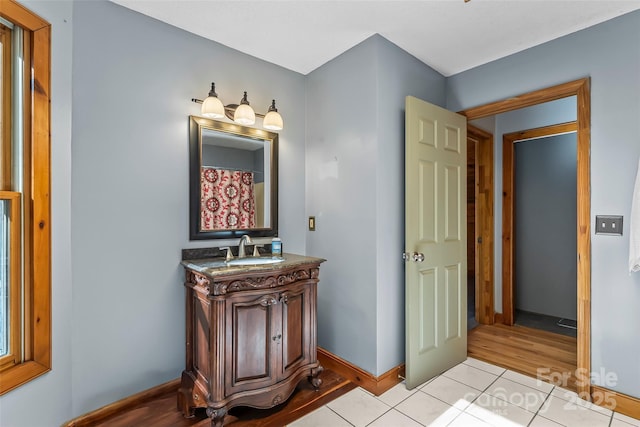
[178,258,323,427]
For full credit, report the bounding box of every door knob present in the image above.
[412,252,425,262]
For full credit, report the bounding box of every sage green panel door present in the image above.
[405,96,467,389]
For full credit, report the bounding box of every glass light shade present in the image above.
[233,103,256,125]
[263,110,283,130]
[201,95,225,119]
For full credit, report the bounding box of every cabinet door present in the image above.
[279,282,314,380]
[225,291,280,395]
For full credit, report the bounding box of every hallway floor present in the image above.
[515,309,577,338]
[288,357,639,427]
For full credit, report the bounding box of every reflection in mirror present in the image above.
[189,116,278,240]
[201,130,271,229]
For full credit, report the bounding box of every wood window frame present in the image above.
[1,22,11,188]
[0,192,21,370]
[0,0,51,395]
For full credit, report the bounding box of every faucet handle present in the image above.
[253,245,264,257]
[220,247,234,262]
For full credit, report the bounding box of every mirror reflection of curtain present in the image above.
[201,167,256,230]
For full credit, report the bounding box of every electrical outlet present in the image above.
[595,215,623,236]
[308,216,316,231]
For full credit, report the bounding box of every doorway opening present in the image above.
[460,78,591,398]
[504,122,578,338]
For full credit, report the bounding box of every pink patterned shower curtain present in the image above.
[201,167,256,230]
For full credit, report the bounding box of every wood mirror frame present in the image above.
[189,115,278,240]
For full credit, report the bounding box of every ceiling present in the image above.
[111,0,640,77]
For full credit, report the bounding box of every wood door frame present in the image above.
[468,125,495,325]
[459,77,591,399]
[502,121,578,325]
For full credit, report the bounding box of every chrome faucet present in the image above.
[238,234,252,258]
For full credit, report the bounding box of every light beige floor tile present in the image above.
[550,386,612,416]
[447,412,492,426]
[537,395,611,427]
[528,414,565,427]
[417,375,437,388]
[359,387,375,397]
[395,390,461,426]
[612,418,640,427]
[326,388,390,427]
[376,382,418,407]
[287,405,352,427]
[367,409,422,427]
[421,375,481,410]
[292,359,640,427]
[485,377,548,412]
[463,357,507,376]
[550,386,587,403]
[441,363,498,391]
[614,412,640,426]
[464,393,535,426]
[501,369,554,394]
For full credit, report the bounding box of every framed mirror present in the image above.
[189,115,278,240]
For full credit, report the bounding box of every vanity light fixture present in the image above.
[192,82,284,130]
[263,100,284,131]
[233,92,256,126]
[201,83,225,119]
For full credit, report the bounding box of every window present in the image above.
[0,0,51,395]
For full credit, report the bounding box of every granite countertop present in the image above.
[181,253,326,280]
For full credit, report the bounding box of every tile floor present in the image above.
[288,358,640,427]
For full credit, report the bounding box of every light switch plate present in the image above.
[308,216,316,231]
[595,215,623,236]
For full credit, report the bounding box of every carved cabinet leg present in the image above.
[177,391,195,418]
[309,365,324,390]
[177,372,197,418]
[206,407,227,427]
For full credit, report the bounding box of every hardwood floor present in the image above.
[468,323,578,391]
[78,369,355,427]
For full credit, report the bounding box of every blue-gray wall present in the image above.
[375,36,446,375]
[515,133,577,320]
[305,35,445,375]
[448,10,640,397]
[305,36,379,375]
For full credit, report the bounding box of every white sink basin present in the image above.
[198,260,227,269]
[225,256,285,266]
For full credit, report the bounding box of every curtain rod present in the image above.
[203,165,264,175]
